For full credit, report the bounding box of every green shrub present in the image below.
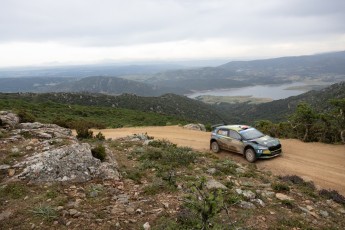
[272,182,290,192]
[76,126,93,139]
[91,145,106,161]
[94,132,105,140]
[17,110,36,123]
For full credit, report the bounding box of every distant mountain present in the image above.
[0,63,183,78]
[144,51,345,91]
[45,76,189,96]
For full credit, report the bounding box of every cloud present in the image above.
[0,0,344,66]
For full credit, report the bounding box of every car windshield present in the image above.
[239,128,264,140]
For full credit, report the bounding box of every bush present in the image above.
[319,189,345,205]
[91,145,106,161]
[76,126,93,139]
[17,110,35,123]
[272,182,290,192]
[94,132,105,140]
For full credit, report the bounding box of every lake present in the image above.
[186,82,312,100]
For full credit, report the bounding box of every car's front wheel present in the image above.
[244,148,256,163]
[211,141,220,153]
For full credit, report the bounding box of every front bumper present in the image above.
[256,148,282,159]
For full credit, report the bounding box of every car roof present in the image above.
[216,125,253,132]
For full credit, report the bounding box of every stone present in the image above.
[0,210,13,221]
[117,194,129,204]
[206,179,228,190]
[252,198,265,207]
[261,191,275,198]
[143,222,151,230]
[242,190,256,199]
[338,208,345,214]
[239,201,256,209]
[207,168,216,174]
[306,205,314,211]
[275,193,294,201]
[183,123,206,132]
[14,142,120,182]
[235,168,245,174]
[8,169,15,177]
[0,111,19,129]
[125,207,135,214]
[0,164,10,170]
[319,210,329,218]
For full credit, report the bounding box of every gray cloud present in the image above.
[1,0,344,46]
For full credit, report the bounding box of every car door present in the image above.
[229,130,244,153]
[216,129,231,150]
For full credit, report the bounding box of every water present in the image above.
[186,82,310,100]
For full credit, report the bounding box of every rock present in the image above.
[0,210,13,221]
[242,190,256,199]
[261,191,275,198]
[14,143,120,182]
[69,209,78,216]
[0,164,10,170]
[136,208,143,214]
[183,123,206,132]
[239,201,256,209]
[252,198,265,207]
[339,208,345,214]
[235,168,245,174]
[0,111,19,129]
[205,179,228,190]
[306,205,314,211]
[275,193,294,201]
[125,207,135,214]
[319,210,329,218]
[236,188,243,195]
[207,168,217,174]
[143,222,151,230]
[117,194,129,204]
[8,169,15,177]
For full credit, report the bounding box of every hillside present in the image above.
[0,92,223,124]
[215,81,345,123]
[1,113,345,229]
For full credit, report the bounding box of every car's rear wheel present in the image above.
[244,148,256,163]
[211,141,220,153]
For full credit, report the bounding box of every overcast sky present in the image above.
[1,0,345,67]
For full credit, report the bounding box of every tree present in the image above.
[330,99,345,143]
[289,103,319,142]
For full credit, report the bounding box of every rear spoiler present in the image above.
[211,123,227,129]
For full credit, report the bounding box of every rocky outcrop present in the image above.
[14,143,120,182]
[0,111,19,129]
[183,123,206,132]
[0,112,120,183]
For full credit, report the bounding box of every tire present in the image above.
[211,141,220,153]
[244,148,256,163]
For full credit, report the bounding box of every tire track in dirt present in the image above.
[94,126,345,195]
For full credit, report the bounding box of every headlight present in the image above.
[257,145,268,150]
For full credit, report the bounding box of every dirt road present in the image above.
[94,126,345,195]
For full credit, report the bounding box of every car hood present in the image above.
[250,135,280,147]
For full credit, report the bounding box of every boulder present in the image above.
[183,123,206,132]
[14,143,120,182]
[0,111,19,129]
[206,179,228,190]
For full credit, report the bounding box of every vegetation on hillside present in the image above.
[0,98,189,129]
[255,99,345,143]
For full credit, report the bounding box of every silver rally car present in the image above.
[210,125,282,162]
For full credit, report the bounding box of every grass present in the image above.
[272,182,290,192]
[0,183,28,199]
[31,204,58,221]
[280,175,317,198]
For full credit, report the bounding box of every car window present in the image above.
[229,130,241,140]
[217,129,228,136]
[239,128,264,140]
